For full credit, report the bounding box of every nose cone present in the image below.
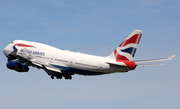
[3,46,9,57]
[3,48,7,57]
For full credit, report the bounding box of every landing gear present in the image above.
[56,75,62,79]
[51,75,54,79]
[50,74,72,80]
[49,73,72,80]
[65,75,72,80]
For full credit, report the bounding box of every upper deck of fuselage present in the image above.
[11,40,110,61]
[12,40,60,51]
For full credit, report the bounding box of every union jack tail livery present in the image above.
[108,30,143,61]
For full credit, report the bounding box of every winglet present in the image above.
[168,54,176,60]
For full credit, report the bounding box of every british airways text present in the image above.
[20,48,45,56]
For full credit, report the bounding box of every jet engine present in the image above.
[6,61,29,72]
[6,61,22,70]
[16,64,29,72]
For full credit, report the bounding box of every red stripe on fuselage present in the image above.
[14,43,34,47]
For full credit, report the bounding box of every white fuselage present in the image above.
[3,40,132,75]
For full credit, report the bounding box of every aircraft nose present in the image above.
[3,46,9,57]
[3,48,7,56]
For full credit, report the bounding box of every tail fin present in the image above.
[108,30,143,61]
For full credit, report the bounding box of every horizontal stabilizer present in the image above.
[106,61,126,67]
[135,54,176,64]
[106,60,136,69]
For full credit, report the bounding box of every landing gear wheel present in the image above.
[69,75,72,80]
[65,75,72,80]
[51,76,54,79]
[56,75,62,79]
[65,75,68,79]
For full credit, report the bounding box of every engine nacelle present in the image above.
[6,61,29,72]
[6,61,22,70]
[16,64,29,72]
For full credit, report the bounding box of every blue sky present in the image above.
[0,0,180,109]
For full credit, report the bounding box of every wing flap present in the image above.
[31,61,43,68]
[31,60,62,73]
[44,65,62,73]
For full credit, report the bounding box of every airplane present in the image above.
[3,30,176,80]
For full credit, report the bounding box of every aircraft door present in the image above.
[99,64,103,71]
[50,55,54,64]
[69,59,73,66]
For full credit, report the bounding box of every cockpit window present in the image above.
[11,42,13,43]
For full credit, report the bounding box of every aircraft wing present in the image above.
[30,60,62,73]
[135,54,176,64]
